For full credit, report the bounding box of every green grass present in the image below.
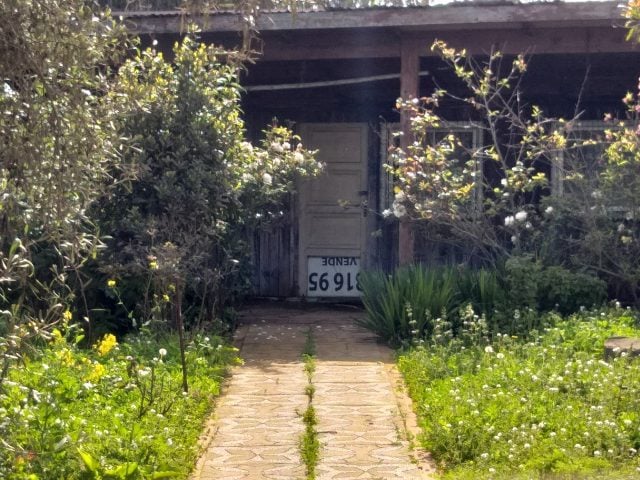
[398,308,640,479]
[300,405,320,480]
[300,328,319,480]
[0,330,240,479]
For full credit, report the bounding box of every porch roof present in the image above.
[116,1,625,35]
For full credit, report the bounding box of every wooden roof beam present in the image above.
[119,2,624,35]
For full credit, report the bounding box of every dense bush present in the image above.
[93,36,321,336]
[0,0,134,386]
[503,257,607,315]
[399,308,640,479]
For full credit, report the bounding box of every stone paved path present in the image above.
[192,304,436,480]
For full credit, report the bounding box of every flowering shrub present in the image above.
[96,34,321,334]
[387,36,640,305]
[0,326,240,479]
[388,43,555,264]
[399,307,640,478]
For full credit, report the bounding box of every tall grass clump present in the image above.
[358,266,457,345]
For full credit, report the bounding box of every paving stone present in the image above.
[203,445,301,464]
[321,443,417,465]
[213,399,306,419]
[313,404,399,418]
[316,463,428,480]
[314,382,396,399]
[212,423,304,447]
[316,411,397,432]
[317,427,400,445]
[225,380,306,396]
[314,364,387,383]
[199,463,305,479]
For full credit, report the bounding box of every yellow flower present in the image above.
[62,310,72,322]
[162,293,170,303]
[107,279,117,288]
[149,260,158,270]
[55,348,74,367]
[94,334,117,356]
[51,328,64,345]
[86,363,106,382]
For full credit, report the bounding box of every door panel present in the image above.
[298,123,368,297]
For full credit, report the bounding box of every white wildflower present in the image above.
[262,173,273,185]
[504,215,515,226]
[392,202,407,218]
[515,210,527,222]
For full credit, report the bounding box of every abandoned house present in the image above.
[113,0,640,298]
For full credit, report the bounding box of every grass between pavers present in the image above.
[397,308,640,479]
[300,328,320,480]
[0,330,240,479]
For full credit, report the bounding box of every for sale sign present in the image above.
[307,256,362,297]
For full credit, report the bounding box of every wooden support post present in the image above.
[398,37,420,266]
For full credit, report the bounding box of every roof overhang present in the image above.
[116,1,626,35]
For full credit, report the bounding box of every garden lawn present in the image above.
[0,330,240,479]
[398,308,640,479]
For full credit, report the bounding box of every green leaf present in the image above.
[105,462,138,479]
[78,448,99,473]
[150,472,181,479]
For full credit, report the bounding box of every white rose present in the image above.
[515,211,527,222]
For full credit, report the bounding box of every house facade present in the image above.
[119,1,639,298]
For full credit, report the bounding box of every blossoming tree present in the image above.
[388,26,640,304]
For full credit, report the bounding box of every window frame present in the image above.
[380,121,485,215]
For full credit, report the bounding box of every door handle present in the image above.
[361,199,369,217]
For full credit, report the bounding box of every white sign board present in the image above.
[307,256,362,297]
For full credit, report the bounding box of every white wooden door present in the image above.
[298,123,368,297]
